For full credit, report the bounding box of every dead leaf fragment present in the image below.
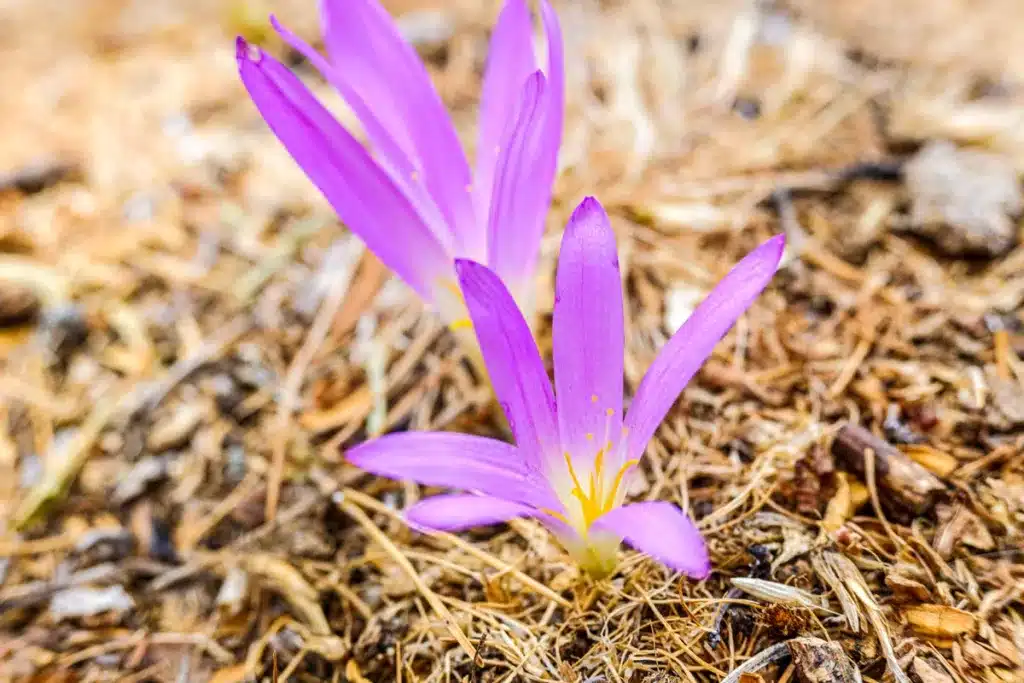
[933,504,995,559]
[823,472,869,532]
[885,572,931,602]
[910,658,953,683]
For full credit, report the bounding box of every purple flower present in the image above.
[235,0,563,331]
[347,197,785,577]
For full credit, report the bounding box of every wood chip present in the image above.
[831,423,945,515]
[901,444,958,478]
[903,604,976,638]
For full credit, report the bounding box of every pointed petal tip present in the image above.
[235,36,261,65]
[562,196,616,259]
[566,196,611,234]
[454,257,490,284]
[743,233,787,279]
[763,232,787,257]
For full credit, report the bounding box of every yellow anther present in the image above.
[591,394,598,403]
[585,433,594,441]
[449,318,472,331]
[605,408,614,416]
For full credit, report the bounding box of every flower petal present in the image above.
[345,432,556,508]
[623,235,785,459]
[474,0,536,223]
[552,198,624,462]
[236,38,451,300]
[405,494,543,532]
[592,501,710,578]
[320,0,476,256]
[271,16,449,246]
[455,259,558,474]
[538,0,565,159]
[487,1,564,291]
[485,72,550,289]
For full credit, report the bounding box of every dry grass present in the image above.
[1,0,1023,681]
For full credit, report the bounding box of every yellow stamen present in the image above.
[607,459,640,508]
[591,394,598,403]
[592,446,606,501]
[541,507,570,525]
[564,452,584,495]
[562,449,641,528]
[449,318,472,331]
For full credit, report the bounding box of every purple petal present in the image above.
[320,0,477,256]
[345,432,556,508]
[455,259,559,474]
[524,0,564,271]
[592,501,710,578]
[474,0,536,222]
[236,39,451,300]
[485,72,550,286]
[405,494,544,532]
[487,1,565,288]
[552,198,624,461]
[271,17,450,245]
[623,235,785,459]
[538,0,565,162]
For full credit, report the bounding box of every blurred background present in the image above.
[2,0,1023,681]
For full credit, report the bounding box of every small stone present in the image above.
[904,141,1022,257]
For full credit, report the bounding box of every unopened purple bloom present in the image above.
[236,0,563,329]
[348,197,785,577]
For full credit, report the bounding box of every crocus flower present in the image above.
[235,0,563,336]
[347,197,785,577]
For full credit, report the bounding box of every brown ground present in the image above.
[1,1,1023,681]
